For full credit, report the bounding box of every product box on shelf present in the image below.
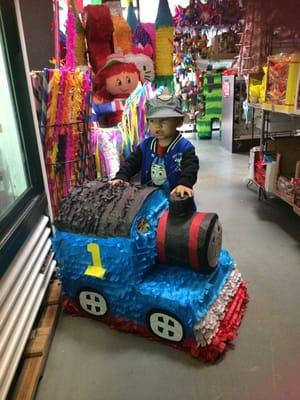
[265,157,278,193]
[251,149,277,191]
[263,53,300,113]
[268,137,300,178]
[248,146,260,181]
[276,173,295,206]
[295,73,300,115]
[248,67,267,105]
[294,178,300,214]
[250,137,300,194]
[249,146,277,191]
[268,137,300,207]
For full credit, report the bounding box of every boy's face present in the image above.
[148,117,183,141]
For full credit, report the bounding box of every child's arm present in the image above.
[91,100,124,122]
[111,146,143,184]
[171,148,199,197]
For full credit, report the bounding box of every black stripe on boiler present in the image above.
[164,214,191,266]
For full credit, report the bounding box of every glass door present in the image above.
[0,29,29,218]
[0,1,48,277]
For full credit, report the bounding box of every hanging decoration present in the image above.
[31,68,95,216]
[65,8,76,70]
[124,51,155,83]
[173,1,243,29]
[111,15,132,54]
[71,0,86,66]
[126,0,138,33]
[92,57,141,127]
[53,0,60,67]
[141,23,156,59]
[155,0,174,91]
[91,82,156,179]
[133,24,153,51]
[84,4,114,73]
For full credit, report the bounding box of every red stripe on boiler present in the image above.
[156,211,169,263]
[188,213,206,270]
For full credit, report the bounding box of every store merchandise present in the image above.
[91,82,155,179]
[92,57,140,126]
[196,72,222,139]
[71,0,86,66]
[54,180,248,363]
[31,68,95,217]
[264,53,300,113]
[248,136,300,214]
[155,0,174,91]
[111,15,132,54]
[248,67,267,104]
[294,179,300,210]
[84,4,114,73]
[126,0,138,33]
[124,51,155,83]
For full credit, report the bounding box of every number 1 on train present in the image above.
[85,243,106,279]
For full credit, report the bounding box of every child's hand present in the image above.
[171,185,193,198]
[109,179,125,185]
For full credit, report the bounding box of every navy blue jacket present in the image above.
[115,134,199,190]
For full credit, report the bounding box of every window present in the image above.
[0,29,29,220]
[0,2,47,276]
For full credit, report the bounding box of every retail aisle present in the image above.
[36,138,300,400]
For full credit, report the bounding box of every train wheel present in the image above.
[148,311,184,342]
[78,289,108,316]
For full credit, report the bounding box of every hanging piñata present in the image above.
[155,0,174,92]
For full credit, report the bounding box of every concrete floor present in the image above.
[37,137,300,400]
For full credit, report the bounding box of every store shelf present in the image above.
[263,106,300,116]
[248,103,263,110]
[293,204,300,216]
[274,189,294,207]
[249,102,300,116]
[248,102,300,116]
[248,181,299,215]
[273,189,300,216]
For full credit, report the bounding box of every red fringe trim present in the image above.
[62,282,249,363]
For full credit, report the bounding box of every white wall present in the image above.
[69,0,190,23]
[140,0,189,22]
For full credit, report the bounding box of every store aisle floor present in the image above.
[36,137,300,400]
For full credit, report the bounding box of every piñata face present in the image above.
[125,54,155,82]
[106,71,140,97]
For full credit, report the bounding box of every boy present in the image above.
[111,94,199,198]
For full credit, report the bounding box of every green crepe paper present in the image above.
[155,75,174,94]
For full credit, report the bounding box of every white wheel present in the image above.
[149,311,184,342]
[79,290,108,316]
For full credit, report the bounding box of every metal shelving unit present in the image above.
[247,104,300,214]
